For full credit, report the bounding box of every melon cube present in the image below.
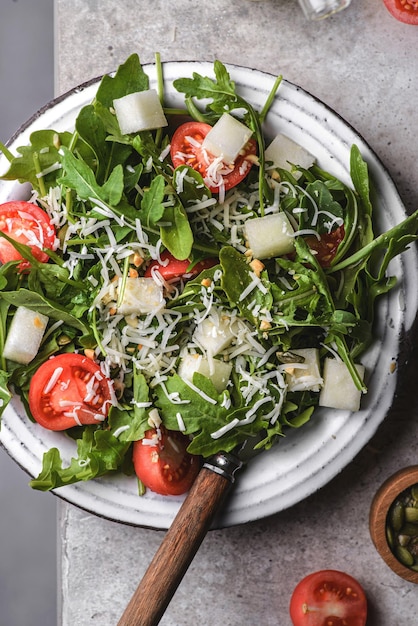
[178,353,232,393]
[202,113,253,164]
[265,133,315,176]
[245,212,295,259]
[319,358,365,412]
[113,89,168,134]
[284,348,322,392]
[3,306,49,364]
[117,277,165,315]
[193,315,234,356]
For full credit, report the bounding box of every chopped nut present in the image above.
[84,349,96,360]
[131,252,144,267]
[259,319,271,331]
[250,258,265,277]
[246,153,259,165]
[201,278,212,288]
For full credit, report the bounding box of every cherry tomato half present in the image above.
[28,353,113,431]
[289,570,367,626]
[133,427,201,496]
[170,121,257,193]
[382,0,418,24]
[0,201,56,269]
[144,251,218,282]
[304,225,345,268]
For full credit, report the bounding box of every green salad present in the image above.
[0,53,417,494]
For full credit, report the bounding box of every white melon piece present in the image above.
[3,306,49,364]
[265,134,315,176]
[245,212,295,259]
[113,89,168,134]
[178,353,232,393]
[202,113,253,164]
[117,277,165,315]
[319,358,365,412]
[193,315,235,356]
[284,348,323,392]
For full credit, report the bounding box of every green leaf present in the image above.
[94,53,149,108]
[220,246,272,326]
[154,373,268,457]
[0,369,12,422]
[30,428,131,491]
[330,208,418,274]
[173,61,237,115]
[140,175,166,228]
[350,144,373,217]
[0,130,72,192]
[108,370,151,442]
[75,103,133,185]
[301,180,344,233]
[160,201,193,260]
[0,289,89,333]
[58,147,124,207]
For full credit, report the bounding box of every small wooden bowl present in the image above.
[369,465,418,584]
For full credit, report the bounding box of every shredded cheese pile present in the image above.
[37,161,329,440]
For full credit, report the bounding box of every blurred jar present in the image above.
[298,0,351,20]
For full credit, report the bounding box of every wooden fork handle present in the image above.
[117,452,242,626]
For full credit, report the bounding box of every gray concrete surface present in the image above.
[54,1,418,625]
[0,1,57,625]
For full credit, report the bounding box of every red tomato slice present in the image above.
[144,251,218,282]
[382,0,418,24]
[0,201,56,269]
[28,353,113,431]
[133,427,201,496]
[304,225,345,268]
[289,570,367,626]
[170,121,257,193]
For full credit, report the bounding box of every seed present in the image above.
[389,501,405,532]
[399,523,418,537]
[386,525,395,548]
[398,534,411,547]
[395,545,414,567]
[58,334,72,346]
[405,507,418,524]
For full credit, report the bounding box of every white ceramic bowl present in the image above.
[1,61,416,529]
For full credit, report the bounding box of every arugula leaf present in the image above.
[160,200,193,260]
[220,246,272,326]
[330,208,418,274]
[94,53,150,108]
[0,130,71,192]
[30,428,131,491]
[140,175,166,228]
[154,373,269,457]
[0,288,90,333]
[58,146,124,207]
[174,61,239,117]
[0,369,12,422]
[350,144,374,218]
[108,370,151,442]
